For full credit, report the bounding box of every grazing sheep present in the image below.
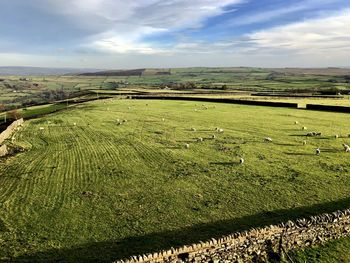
[117,122,122,126]
[240,158,244,165]
[335,134,339,139]
[218,128,224,133]
[191,128,197,132]
[128,107,131,110]
[264,137,273,142]
[123,119,127,123]
[343,144,350,152]
[303,140,307,145]
[161,118,165,122]
[184,143,190,149]
[212,134,216,139]
[295,121,299,124]
[116,119,120,122]
[194,109,198,112]
[316,148,321,155]
[73,123,77,126]
[302,127,307,131]
[39,127,44,131]
[197,137,203,142]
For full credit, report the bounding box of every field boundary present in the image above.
[0,118,23,157]
[306,104,350,113]
[0,118,23,145]
[117,208,350,262]
[130,95,298,108]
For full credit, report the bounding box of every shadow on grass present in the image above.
[11,197,350,263]
[274,143,298,147]
[209,161,238,166]
[284,152,314,156]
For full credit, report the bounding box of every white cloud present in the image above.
[30,0,243,54]
[247,9,350,54]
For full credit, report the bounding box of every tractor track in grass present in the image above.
[2,99,350,261]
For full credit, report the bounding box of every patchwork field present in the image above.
[1,99,350,262]
[1,67,350,109]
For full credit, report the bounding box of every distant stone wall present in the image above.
[306,104,350,113]
[0,118,24,145]
[117,209,350,263]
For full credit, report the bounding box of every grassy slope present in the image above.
[291,236,350,262]
[1,100,350,261]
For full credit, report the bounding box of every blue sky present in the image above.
[1,0,350,68]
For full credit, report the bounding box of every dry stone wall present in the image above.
[0,118,24,157]
[116,209,350,263]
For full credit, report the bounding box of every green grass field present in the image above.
[1,99,350,262]
[291,236,350,262]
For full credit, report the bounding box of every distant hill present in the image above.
[79,68,171,76]
[79,69,145,77]
[0,66,101,76]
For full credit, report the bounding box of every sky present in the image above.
[0,0,350,69]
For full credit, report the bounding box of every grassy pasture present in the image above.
[1,99,350,261]
[291,236,350,262]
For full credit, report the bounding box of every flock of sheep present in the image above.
[36,101,350,165]
[182,116,350,165]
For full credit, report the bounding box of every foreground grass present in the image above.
[291,236,350,262]
[1,99,350,262]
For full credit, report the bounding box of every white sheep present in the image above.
[316,148,321,155]
[264,137,273,142]
[218,128,224,133]
[184,143,190,149]
[73,122,77,126]
[197,137,203,142]
[295,121,299,124]
[123,119,127,123]
[302,140,307,145]
[212,134,216,139]
[239,158,244,165]
[116,119,120,122]
[161,118,165,122]
[191,128,197,132]
[342,144,350,152]
[39,127,44,131]
[335,134,339,139]
[302,127,307,131]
